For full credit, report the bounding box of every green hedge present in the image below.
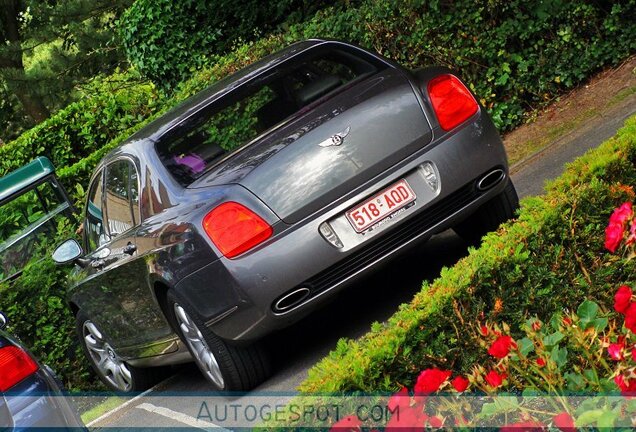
[298,115,636,394]
[173,0,636,132]
[5,0,636,180]
[0,71,162,178]
[119,0,339,89]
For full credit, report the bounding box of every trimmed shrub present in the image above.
[168,0,636,131]
[297,115,636,395]
[119,0,338,89]
[0,71,162,178]
[5,0,635,181]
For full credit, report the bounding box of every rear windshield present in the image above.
[156,49,381,185]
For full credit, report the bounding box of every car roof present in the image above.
[0,157,55,205]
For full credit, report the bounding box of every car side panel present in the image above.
[69,231,174,352]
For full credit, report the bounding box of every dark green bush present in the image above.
[0,71,162,178]
[0,221,99,390]
[285,0,636,131]
[149,0,636,131]
[119,0,338,89]
[297,115,636,395]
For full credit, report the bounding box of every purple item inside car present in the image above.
[174,153,205,173]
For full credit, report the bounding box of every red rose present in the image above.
[531,321,541,331]
[414,368,451,394]
[487,335,516,359]
[609,202,633,225]
[388,387,410,412]
[427,416,444,428]
[480,325,489,336]
[614,374,636,395]
[608,342,624,361]
[536,357,546,367]
[624,303,636,333]
[451,376,469,392]
[330,415,362,431]
[614,285,632,314]
[385,405,427,432]
[552,412,575,432]
[605,222,625,253]
[628,219,636,244]
[632,347,636,362]
[485,370,506,389]
[500,420,545,432]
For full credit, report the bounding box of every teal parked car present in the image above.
[0,157,75,283]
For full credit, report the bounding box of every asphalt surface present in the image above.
[91,98,636,429]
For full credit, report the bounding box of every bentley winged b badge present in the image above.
[318,126,351,147]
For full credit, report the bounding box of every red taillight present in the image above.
[427,74,479,131]
[0,346,39,391]
[203,202,273,259]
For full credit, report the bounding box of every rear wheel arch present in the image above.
[165,289,271,391]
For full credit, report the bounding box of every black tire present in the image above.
[75,309,166,392]
[454,179,519,245]
[166,290,271,391]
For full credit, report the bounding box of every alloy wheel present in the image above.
[173,303,225,389]
[82,321,133,391]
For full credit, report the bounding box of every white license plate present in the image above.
[346,179,416,233]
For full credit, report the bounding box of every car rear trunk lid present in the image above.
[190,69,432,224]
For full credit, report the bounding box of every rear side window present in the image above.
[104,160,140,237]
[157,49,380,185]
[85,171,105,253]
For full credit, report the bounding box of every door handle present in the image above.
[91,259,106,270]
[123,243,137,256]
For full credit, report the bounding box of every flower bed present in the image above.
[289,116,636,417]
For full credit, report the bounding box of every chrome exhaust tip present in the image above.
[273,287,311,313]
[477,168,505,191]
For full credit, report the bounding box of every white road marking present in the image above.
[86,384,157,428]
[136,403,227,430]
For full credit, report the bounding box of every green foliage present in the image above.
[119,0,337,89]
[297,115,636,395]
[281,0,636,131]
[0,219,99,390]
[0,80,29,143]
[0,0,133,126]
[122,0,636,131]
[0,70,163,179]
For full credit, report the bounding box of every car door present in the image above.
[72,159,172,351]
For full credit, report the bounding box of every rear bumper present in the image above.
[175,110,509,342]
[1,368,86,430]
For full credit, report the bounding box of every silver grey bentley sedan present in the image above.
[53,39,518,391]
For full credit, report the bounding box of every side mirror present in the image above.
[52,239,83,265]
[0,311,7,330]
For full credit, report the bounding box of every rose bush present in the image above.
[328,202,636,431]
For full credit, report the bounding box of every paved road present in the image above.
[91,99,636,429]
